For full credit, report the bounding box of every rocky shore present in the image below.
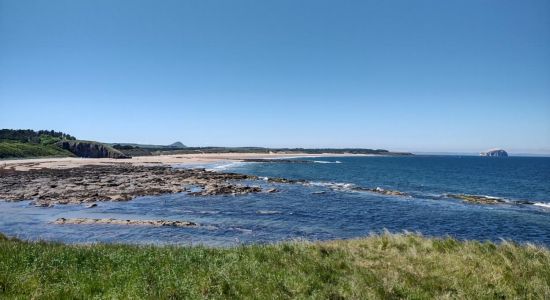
[0,161,527,208]
[446,194,507,205]
[354,186,408,196]
[0,164,263,206]
[53,217,197,227]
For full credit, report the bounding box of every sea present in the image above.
[0,155,549,246]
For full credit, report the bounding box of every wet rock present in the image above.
[189,184,262,196]
[373,187,407,196]
[0,165,262,206]
[353,186,408,196]
[447,194,506,204]
[265,188,278,193]
[85,203,98,208]
[53,217,197,227]
[109,194,132,201]
[268,177,306,184]
[514,200,535,205]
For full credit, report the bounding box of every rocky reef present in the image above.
[188,184,262,196]
[0,164,261,206]
[356,187,408,196]
[53,218,197,227]
[446,194,506,204]
[57,140,130,159]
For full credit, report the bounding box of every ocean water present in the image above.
[0,156,549,246]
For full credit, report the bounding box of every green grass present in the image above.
[0,233,548,299]
[0,141,74,159]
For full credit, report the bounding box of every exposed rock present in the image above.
[57,140,130,159]
[372,187,407,196]
[0,165,260,205]
[189,184,262,196]
[53,217,196,227]
[85,203,98,208]
[514,200,535,205]
[353,186,408,196]
[480,149,508,157]
[265,188,278,193]
[447,194,506,204]
[268,177,306,184]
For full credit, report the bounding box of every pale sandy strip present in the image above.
[0,152,370,171]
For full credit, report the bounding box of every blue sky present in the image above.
[1,0,549,153]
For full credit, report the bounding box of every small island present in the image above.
[480,149,508,157]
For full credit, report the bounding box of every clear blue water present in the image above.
[0,156,549,246]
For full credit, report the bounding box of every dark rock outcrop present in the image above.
[353,186,408,196]
[446,194,506,204]
[188,184,262,196]
[57,140,130,159]
[268,177,307,184]
[53,217,197,227]
[0,165,260,205]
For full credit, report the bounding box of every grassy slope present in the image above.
[0,233,548,299]
[0,141,74,159]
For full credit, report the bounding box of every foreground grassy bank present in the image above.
[0,233,549,299]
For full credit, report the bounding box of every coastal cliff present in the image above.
[56,140,130,159]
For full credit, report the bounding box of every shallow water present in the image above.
[1,156,549,246]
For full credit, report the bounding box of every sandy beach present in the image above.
[0,152,369,206]
[0,152,359,171]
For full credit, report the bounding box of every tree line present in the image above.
[0,129,76,143]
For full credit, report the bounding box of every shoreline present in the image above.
[0,152,368,171]
[0,153,387,207]
[2,154,548,208]
[0,164,267,206]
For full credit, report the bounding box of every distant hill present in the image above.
[169,142,186,148]
[1,129,410,159]
[134,147,412,156]
[108,141,187,157]
[110,142,186,150]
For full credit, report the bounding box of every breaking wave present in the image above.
[209,161,249,171]
[256,210,283,215]
[313,160,342,164]
[306,181,549,211]
[533,202,550,209]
